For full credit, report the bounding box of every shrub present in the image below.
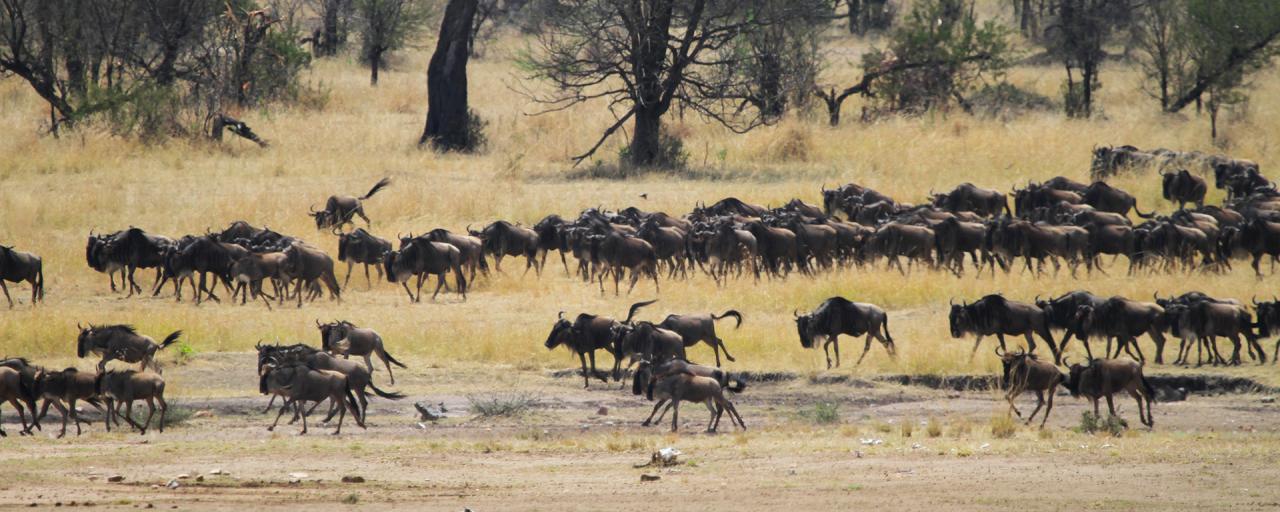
[467,393,540,418]
[990,414,1017,439]
[926,417,943,438]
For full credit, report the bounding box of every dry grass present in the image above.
[1,17,1279,383]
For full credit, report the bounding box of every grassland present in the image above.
[1,20,1279,384]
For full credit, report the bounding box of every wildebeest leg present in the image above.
[704,399,719,433]
[1025,391,1046,425]
[588,351,607,384]
[821,338,833,369]
[343,261,354,288]
[414,274,425,302]
[0,280,12,308]
[432,273,447,300]
[627,267,641,295]
[670,399,680,433]
[400,282,417,302]
[856,334,875,366]
[576,352,592,388]
[267,398,294,431]
[139,398,156,435]
[1245,332,1265,364]
[1104,394,1119,424]
[641,399,668,426]
[968,335,985,361]
[998,333,1011,353]
[298,400,310,435]
[832,335,841,368]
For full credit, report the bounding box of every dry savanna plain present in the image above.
[3,10,1280,511]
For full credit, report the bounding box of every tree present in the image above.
[816,0,1010,125]
[1043,0,1130,118]
[1133,0,1189,109]
[309,0,353,56]
[522,0,814,168]
[1162,0,1280,114]
[420,0,482,151]
[726,0,829,121]
[355,0,430,85]
[844,0,892,35]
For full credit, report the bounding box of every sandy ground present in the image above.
[1,354,1279,511]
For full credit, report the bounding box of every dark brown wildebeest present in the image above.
[638,362,746,433]
[655,310,741,367]
[96,370,167,435]
[337,228,392,289]
[1161,169,1208,209]
[421,229,487,283]
[1036,290,1107,357]
[932,217,986,275]
[544,300,654,388]
[949,294,1059,364]
[637,218,688,279]
[317,320,407,385]
[1081,181,1155,217]
[611,321,687,373]
[589,232,660,295]
[1171,299,1262,366]
[86,228,172,296]
[471,221,540,275]
[256,343,403,421]
[229,251,287,308]
[259,361,364,435]
[0,366,33,436]
[632,359,746,428]
[310,177,392,233]
[174,235,250,305]
[699,197,769,218]
[0,244,43,307]
[1237,218,1280,277]
[1063,358,1156,428]
[533,215,572,276]
[866,222,935,275]
[782,217,837,271]
[700,222,759,283]
[795,297,895,368]
[33,367,102,438]
[283,243,342,306]
[383,238,466,302]
[1071,297,1168,364]
[997,348,1066,428]
[931,183,1010,217]
[76,325,182,374]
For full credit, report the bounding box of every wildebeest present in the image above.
[1161,169,1208,209]
[632,359,746,427]
[612,321,687,372]
[471,221,540,275]
[655,310,741,367]
[256,342,403,421]
[1081,181,1154,217]
[421,229,488,283]
[283,243,343,306]
[589,231,661,295]
[174,235,250,305]
[0,244,43,307]
[933,217,987,275]
[1063,358,1156,428]
[33,367,102,438]
[310,177,392,233]
[383,237,466,301]
[866,222,935,275]
[1036,290,1107,357]
[635,361,746,433]
[86,227,171,296]
[76,325,182,374]
[317,320,407,384]
[544,300,654,387]
[228,251,287,308]
[0,366,32,436]
[96,370,167,435]
[931,183,1010,217]
[997,348,1066,428]
[1071,298,1168,363]
[949,294,1059,363]
[1168,299,1262,366]
[795,297,895,368]
[337,228,391,289]
[1237,218,1280,277]
[259,361,364,435]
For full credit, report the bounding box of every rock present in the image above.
[175,474,190,480]
[658,447,681,465]
[640,474,661,482]
[1262,396,1276,404]
[192,410,213,418]
[596,406,609,416]
[107,475,124,483]
[208,469,224,476]
[859,438,883,446]
[288,478,301,485]
[288,473,309,480]
[195,476,204,482]
[341,476,365,483]
[166,480,180,490]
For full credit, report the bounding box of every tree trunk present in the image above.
[320,0,343,56]
[370,47,383,86]
[420,0,479,150]
[629,107,662,167]
[847,0,862,34]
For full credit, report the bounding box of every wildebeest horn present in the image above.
[949,298,955,306]
[309,203,319,213]
[793,309,800,318]
[1253,295,1261,306]
[315,319,322,327]
[558,311,565,320]
[1062,356,1071,367]
[994,345,1005,356]
[1153,291,1160,302]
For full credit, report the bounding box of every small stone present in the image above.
[1261,396,1275,404]
[596,406,609,416]
[288,478,301,485]
[288,473,309,480]
[192,410,213,418]
[175,474,190,480]
[107,475,125,483]
[166,480,180,490]
[195,476,204,482]
[208,469,223,475]
[341,476,365,483]
[640,474,661,482]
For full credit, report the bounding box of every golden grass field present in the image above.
[1,20,1279,384]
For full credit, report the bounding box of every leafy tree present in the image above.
[1043,0,1130,118]
[354,0,431,85]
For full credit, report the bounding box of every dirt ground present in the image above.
[1,354,1279,511]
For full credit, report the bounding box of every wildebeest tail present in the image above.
[712,310,743,328]
[381,346,408,369]
[361,177,392,200]
[368,381,405,400]
[34,258,43,301]
[625,299,658,323]
[158,330,183,350]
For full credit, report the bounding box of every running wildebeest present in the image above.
[317,320,407,385]
[996,348,1066,428]
[655,310,742,367]
[795,297,895,368]
[76,325,182,374]
[949,294,1059,364]
[283,243,343,306]
[337,228,391,289]
[544,300,654,388]
[86,227,172,296]
[96,370,167,435]
[471,221,540,275]
[637,361,746,433]
[1063,357,1156,428]
[632,359,746,428]
[310,177,392,233]
[259,361,364,435]
[383,237,466,302]
[0,244,43,307]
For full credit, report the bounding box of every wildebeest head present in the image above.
[75,324,95,358]
[631,360,652,396]
[1061,357,1095,397]
[948,300,971,338]
[544,312,572,350]
[794,309,816,349]
[1254,296,1280,337]
[317,319,354,350]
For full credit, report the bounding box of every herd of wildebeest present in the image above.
[0,145,1277,435]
